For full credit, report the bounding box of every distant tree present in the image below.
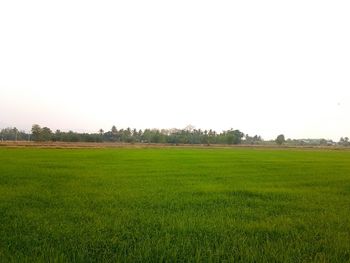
[109,126,118,142]
[275,134,285,145]
[319,139,328,146]
[53,130,61,141]
[224,129,244,144]
[66,130,80,142]
[143,129,152,143]
[120,128,131,142]
[41,127,53,141]
[13,127,18,141]
[202,130,209,145]
[339,137,349,146]
[244,134,263,144]
[31,124,42,141]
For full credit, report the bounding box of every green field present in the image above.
[0,147,350,262]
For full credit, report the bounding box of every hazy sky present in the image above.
[1,1,349,140]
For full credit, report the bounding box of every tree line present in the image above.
[1,125,348,146]
[1,124,254,145]
[31,124,248,145]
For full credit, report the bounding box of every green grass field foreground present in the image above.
[0,147,350,262]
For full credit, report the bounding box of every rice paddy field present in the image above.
[0,147,350,262]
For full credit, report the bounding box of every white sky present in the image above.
[0,0,349,140]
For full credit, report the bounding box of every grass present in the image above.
[0,147,350,262]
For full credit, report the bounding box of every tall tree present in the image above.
[275,134,285,145]
[31,124,42,141]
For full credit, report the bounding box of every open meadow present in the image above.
[0,147,350,262]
